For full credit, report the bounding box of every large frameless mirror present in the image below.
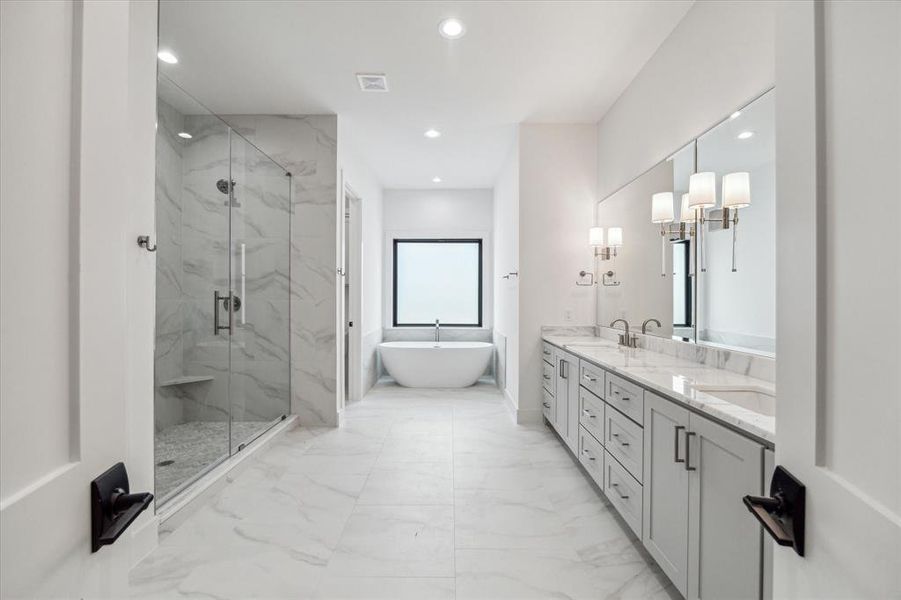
[595,89,775,357]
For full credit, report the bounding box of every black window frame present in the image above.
[392,238,483,328]
[673,239,693,328]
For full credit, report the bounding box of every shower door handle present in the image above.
[213,290,232,335]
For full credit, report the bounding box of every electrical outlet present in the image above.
[564,309,573,322]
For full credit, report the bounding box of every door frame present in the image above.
[343,185,363,404]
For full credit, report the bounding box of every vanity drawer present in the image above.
[541,342,556,364]
[606,373,644,425]
[579,359,605,399]
[541,361,556,395]
[542,388,555,424]
[578,425,605,486]
[604,449,643,538]
[604,405,643,483]
[579,387,605,442]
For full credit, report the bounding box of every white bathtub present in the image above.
[379,341,493,388]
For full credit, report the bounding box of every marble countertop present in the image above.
[543,335,775,445]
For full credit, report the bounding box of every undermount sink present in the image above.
[691,384,776,417]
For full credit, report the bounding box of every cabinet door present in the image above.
[553,349,579,453]
[686,414,763,600]
[553,350,567,437]
[642,392,690,596]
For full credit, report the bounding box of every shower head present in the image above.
[216,178,235,195]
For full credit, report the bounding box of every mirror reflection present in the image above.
[594,89,775,356]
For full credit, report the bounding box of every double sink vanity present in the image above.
[540,331,775,600]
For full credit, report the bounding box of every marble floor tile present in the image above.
[132,382,669,599]
[313,576,455,600]
[327,505,455,577]
[357,461,454,505]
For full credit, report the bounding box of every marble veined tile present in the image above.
[357,461,453,506]
[328,505,455,577]
[456,547,673,600]
[313,576,455,600]
[133,383,672,599]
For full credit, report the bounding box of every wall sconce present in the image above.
[721,171,751,271]
[688,172,717,273]
[580,226,623,287]
[589,226,621,260]
[652,192,674,277]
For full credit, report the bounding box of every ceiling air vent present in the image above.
[357,73,389,92]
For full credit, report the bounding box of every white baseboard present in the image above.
[515,407,544,425]
[501,388,544,425]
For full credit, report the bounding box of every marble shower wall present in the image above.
[223,115,339,427]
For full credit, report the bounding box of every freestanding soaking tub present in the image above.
[379,341,494,388]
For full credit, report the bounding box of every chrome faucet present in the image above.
[435,319,440,343]
[642,318,662,334]
[610,319,637,348]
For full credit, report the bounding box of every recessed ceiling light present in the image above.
[730,111,742,120]
[438,18,466,40]
[177,132,192,139]
[737,131,755,140]
[157,50,178,64]
[424,129,441,139]
[432,177,442,183]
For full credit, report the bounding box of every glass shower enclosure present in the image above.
[154,75,291,504]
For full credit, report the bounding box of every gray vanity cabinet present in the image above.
[686,415,763,600]
[643,391,764,600]
[643,392,691,596]
[553,348,580,453]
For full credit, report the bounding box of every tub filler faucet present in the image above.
[435,319,440,343]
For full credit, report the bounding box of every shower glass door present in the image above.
[227,129,291,451]
[154,76,291,506]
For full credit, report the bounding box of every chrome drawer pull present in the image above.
[610,482,629,500]
[611,432,630,446]
[543,349,551,355]
[543,374,551,380]
[582,373,597,382]
[581,409,595,418]
[581,449,596,461]
[543,402,551,409]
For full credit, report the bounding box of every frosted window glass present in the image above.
[394,240,481,326]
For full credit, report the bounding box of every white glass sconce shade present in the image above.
[651,192,675,223]
[688,172,717,209]
[607,227,623,247]
[589,226,604,246]
[680,193,693,222]
[723,172,751,209]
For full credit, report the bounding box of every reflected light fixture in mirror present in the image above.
[589,226,604,246]
[689,172,716,273]
[722,171,752,272]
[652,192,675,277]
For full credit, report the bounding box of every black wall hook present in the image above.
[90,462,153,553]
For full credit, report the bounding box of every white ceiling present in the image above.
[159,1,693,189]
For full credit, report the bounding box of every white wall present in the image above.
[517,124,598,420]
[596,0,775,200]
[382,188,494,330]
[493,138,519,408]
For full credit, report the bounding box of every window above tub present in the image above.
[392,239,483,327]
